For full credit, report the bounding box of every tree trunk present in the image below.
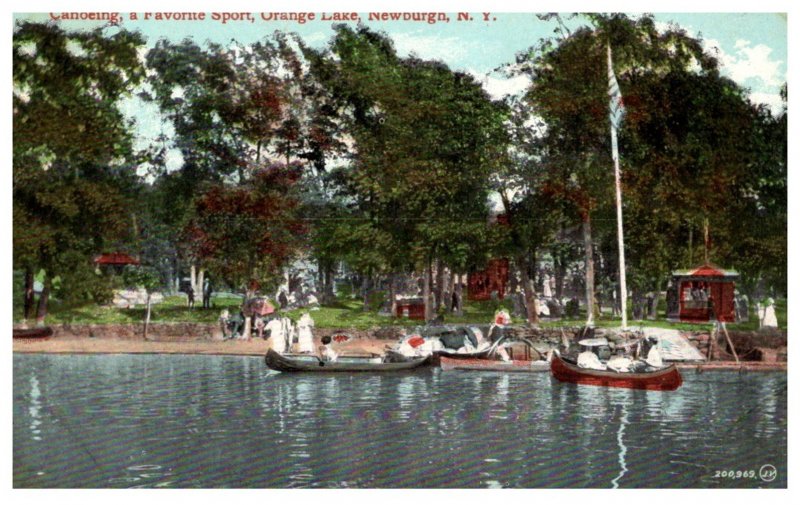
[23,267,35,323]
[435,260,447,312]
[453,272,464,316]
[440,263,451,312]
[324,265,335,303]
[508,261,519,298]
[389,273,398,317]
[362,273,370,312]
[190,264,197,295]
[317,261,325,297]
[144,294,152,340]
[35,275,51,326]
[582,216,595,327]
[519,254,540,327]
[649,288,661,320]
[196,268,205,301]
[424,259,433,322]
[554,247,566,303]
[243,289,254,339]
[632,289,645,321]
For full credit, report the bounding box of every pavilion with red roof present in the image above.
[666,264,739,323]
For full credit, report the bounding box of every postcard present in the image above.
[11,3,789,490]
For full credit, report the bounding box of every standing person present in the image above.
[203,279,213,309]
[219,309,230,339]
[296,312,315,353]
[187,285,195,309]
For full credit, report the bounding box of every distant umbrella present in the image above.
[243,297,275,317]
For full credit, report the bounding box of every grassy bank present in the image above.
[14,291,787,332]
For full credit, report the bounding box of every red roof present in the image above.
[94,253,140,265]
[673,263,738,278]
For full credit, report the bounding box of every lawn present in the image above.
[13,289,786,331]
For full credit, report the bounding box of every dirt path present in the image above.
[12,335,389,357]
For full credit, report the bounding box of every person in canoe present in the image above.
[319,335,338,363]
[489,309,513,362]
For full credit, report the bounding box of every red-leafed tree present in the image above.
[185,164,306,299]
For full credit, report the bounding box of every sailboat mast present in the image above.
[607,43,628,330]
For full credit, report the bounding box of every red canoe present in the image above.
[550,354,683,391]
[440,356,550,373]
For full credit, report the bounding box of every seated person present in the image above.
[318,335,338,362]
[644,339,663,368]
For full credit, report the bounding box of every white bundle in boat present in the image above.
[577,351,607,370]
[606,356,632,372]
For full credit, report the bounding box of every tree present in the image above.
[13,21,146,322]
[307,25,507,320]
[185,165,306,299]
[122,265,161,340]
[513,13,775,324]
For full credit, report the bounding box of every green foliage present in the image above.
[516,13,786,298]
[13,22,146,318]
[122,265,162,292]
[306,25,508,281]
[54,263,115,306]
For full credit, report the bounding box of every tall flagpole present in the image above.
[608,43,628,330]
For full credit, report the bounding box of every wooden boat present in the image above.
[440,356,550,373]
[264,349,429,373]
[13,326,54,340]
[430,346,495,365]
[550,353,683,391]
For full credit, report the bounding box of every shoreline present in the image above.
[12,336,787,371]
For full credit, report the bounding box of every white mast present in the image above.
[607,43,628,330]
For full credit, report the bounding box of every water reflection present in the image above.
[28,374,42,442]
[611,403,628,489]
[13,355,787,488]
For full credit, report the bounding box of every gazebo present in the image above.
[666,264,739,323]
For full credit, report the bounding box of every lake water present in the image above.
[13,353,787,488]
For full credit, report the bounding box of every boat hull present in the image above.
[550,354,683,391]
[265,349,429,373]
[430,348,494,366]
[440,356,550,373]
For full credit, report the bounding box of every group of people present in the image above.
[576,335,663,373]
[218,310,330,355]
[186,279,213,309]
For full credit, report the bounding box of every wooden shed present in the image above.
[467,258,509,301]
[666,264,739,323]
[394,298,426,320]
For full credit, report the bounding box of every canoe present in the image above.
[550,354,683,391]
[440,356,550,373]
[13,326,54,339]
[264,349,429,373]
[430,347,494,366]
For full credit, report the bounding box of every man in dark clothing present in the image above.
[187,286,195,309]
[203,280,213,309]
